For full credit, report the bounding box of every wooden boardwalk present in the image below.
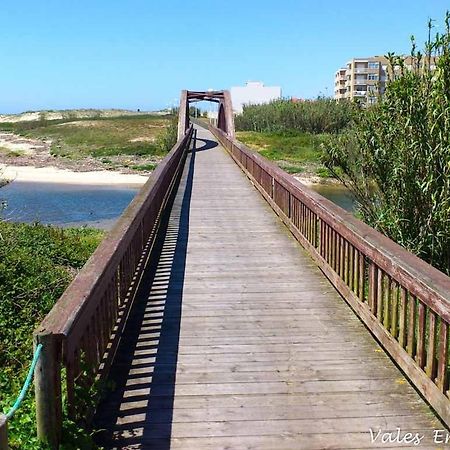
[94,127,442,449]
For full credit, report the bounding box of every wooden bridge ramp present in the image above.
[94,126,442,449]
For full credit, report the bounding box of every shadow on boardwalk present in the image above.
[93,138,207,448]
[92,128,441,449]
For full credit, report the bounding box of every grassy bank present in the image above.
[0,221,103,448]
[0,113,177,173]
[236,131,331,178]
[234,98,355,180]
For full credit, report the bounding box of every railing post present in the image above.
[34,330,63,449]
[0,414,7,450]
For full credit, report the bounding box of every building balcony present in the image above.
[353,90,367,96]
[354,68,379,74]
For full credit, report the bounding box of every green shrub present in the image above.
[156,115,178,152]
[131,163,157,171]
[0,222,103,448]
[322,14,450,274]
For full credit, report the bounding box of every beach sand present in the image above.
[0,164,148,186]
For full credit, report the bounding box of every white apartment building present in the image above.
[334,56,388,105]
[335,55,438,105]
[230,81,282,114]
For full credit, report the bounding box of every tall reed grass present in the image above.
[235,97,356,134]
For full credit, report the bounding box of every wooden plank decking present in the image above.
[94,127,443,449]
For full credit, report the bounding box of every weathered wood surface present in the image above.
[0,414,8,450]
[94,127,442,449]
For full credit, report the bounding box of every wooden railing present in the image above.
[33,127,194,448]
[209,125,450,427]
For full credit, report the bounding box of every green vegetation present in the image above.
[0,147,23,158]
[236,130,327,174]
[234,14,450,274]
[0,114,172,158]
[0,113,178,173]
[322,14,450,274]
[130,162,158,171]
[234,98,355,175]
[0,221,103,448]
[235,97,356,134]
[0,111,180,448]
[155,115,178,156]
[315,167,333,178]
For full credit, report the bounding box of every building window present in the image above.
[368,62,379,69]
[368,74,379,80]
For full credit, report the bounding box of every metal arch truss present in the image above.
[177,90,235,140]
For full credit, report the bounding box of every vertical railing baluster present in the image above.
[416,302,426,369]
[399,287,407,348]
[327,226,332,266]
[349,243,354,289]
[369,263,377,314]
[437,321,449,393]
[319,220,325,257]
[0,414,8,450]
[383,275,391,330]
[359,253,365,301]
[343,240,349,286]
[426,311,438,379]
[390,279,398,339]
[376,269,383,319]
[407,295,416,357]
[34,332,63,448]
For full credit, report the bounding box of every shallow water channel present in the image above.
[0,182,139,230]
[0,181,355,231]
[309,184,356,212]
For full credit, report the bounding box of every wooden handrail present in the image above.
[229,137,450,314]
[34,126,194,448]
[209,125,450,426]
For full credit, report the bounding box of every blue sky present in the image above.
[0,0,448,113]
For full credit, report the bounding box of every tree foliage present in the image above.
[322,14,450,274]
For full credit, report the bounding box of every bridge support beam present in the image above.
[222,90,235,139]
[34,331,63,449]
[177,89,235,140]
[177,90,189,141]
[0,415,7,450]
